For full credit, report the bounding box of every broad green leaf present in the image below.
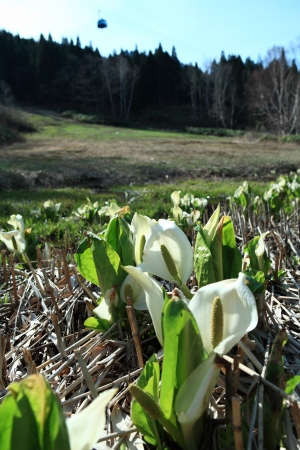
[202,204,220,247]
[83,317,111,332]
[105,217,134,267]
[131,355,163,446]
[244,269,265,294]
[130,385,186,450]
[74,238,98,286]
[264,330,288,450]
[194,227,216,287]
[0,375,70,450]
[244,234,272,277]
[0,386,41,450]
[160,297,205,424]
[285,375,300,395]
[222,216,242,279]
[88,232,126,294]
[209,217,223,282]
[118,217,134,266]
[105,217,120,256]
[244,236,260,271]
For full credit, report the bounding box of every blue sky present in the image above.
[1,0,300,67]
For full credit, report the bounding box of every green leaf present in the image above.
[244,235,271,277]
[160,297,205,424]
[0,375,70,450]
[244,269,265,294]
[74,237,99,286]
[202,204,220,247]
[222,216,242,279]
[130,385,186,450]
[194,227,216,288]
[263,330,288,450]
[244,236,260,271]
[285,375,300,395]
[105,217,134,267]
[118,217,135,266]
[131,355,163,447]
[83,316,111,332]
[88,232,126,294]
[105,217,120,255]
[210,217,223,282]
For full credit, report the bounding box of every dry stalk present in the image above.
[22,348,38,375]
[126,297,144,368]
[9,254,18,303]
[232,396,243,450]
[0,332,8,389]
[74,350,98,400]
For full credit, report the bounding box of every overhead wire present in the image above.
[70,0,221,62]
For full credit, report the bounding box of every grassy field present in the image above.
[0,109,299,246]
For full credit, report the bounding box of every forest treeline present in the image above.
[1,29,300,134]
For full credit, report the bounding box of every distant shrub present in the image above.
[0,124,18,144]
[0,105,36,144]
[61,110,75,118]
[61,111,102,124]
[185,127,245,137]
[259,133,279,142]
[0,104,35,133]
[282,134,300,143]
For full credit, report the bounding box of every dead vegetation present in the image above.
[0,204,300,449]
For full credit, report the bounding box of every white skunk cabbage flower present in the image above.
[189,272,258,356]
[185,210,200,227]
[7,214,25,234]
[175,273,257,438]
[181,193,194,208]
[93,287,118,321]
[140,219,193,286]
[120,272,148,310]
[193,198,208,209]
[173,205,183,224]
[175,353,220,426]
[122,265,164,345]
[67,388,118,450]
[0,229,26,253]
[98,202,121,218]
[255,232,269,273]
[43,200,61,212]
[171,190,181,207]
[130,213,152,265]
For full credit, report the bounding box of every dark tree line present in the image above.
[1,29,300,133]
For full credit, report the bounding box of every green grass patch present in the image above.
[0,181,268,248]
[186,127,245,137]
[25,112,227,142]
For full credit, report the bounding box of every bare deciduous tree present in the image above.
[247,47,300,134]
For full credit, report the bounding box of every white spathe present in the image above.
[122,265,164,345]
[255,232,269,272]
[173,205,183,224]
[175,353,219,425]
[189,272,258,356]
[67,388,118,450]
[7,214,25,234]
[120,272,148,310]
[130,213,152,265]
[140,219,193,285]
[43,200,61,211]
[0,229,26,253]
[171,190,181,207]
[93,288,118,321]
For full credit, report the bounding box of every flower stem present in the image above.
[178,283,193,300]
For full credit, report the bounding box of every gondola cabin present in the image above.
[97,19,107,28]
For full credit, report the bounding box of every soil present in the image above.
[1,135,300,191]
